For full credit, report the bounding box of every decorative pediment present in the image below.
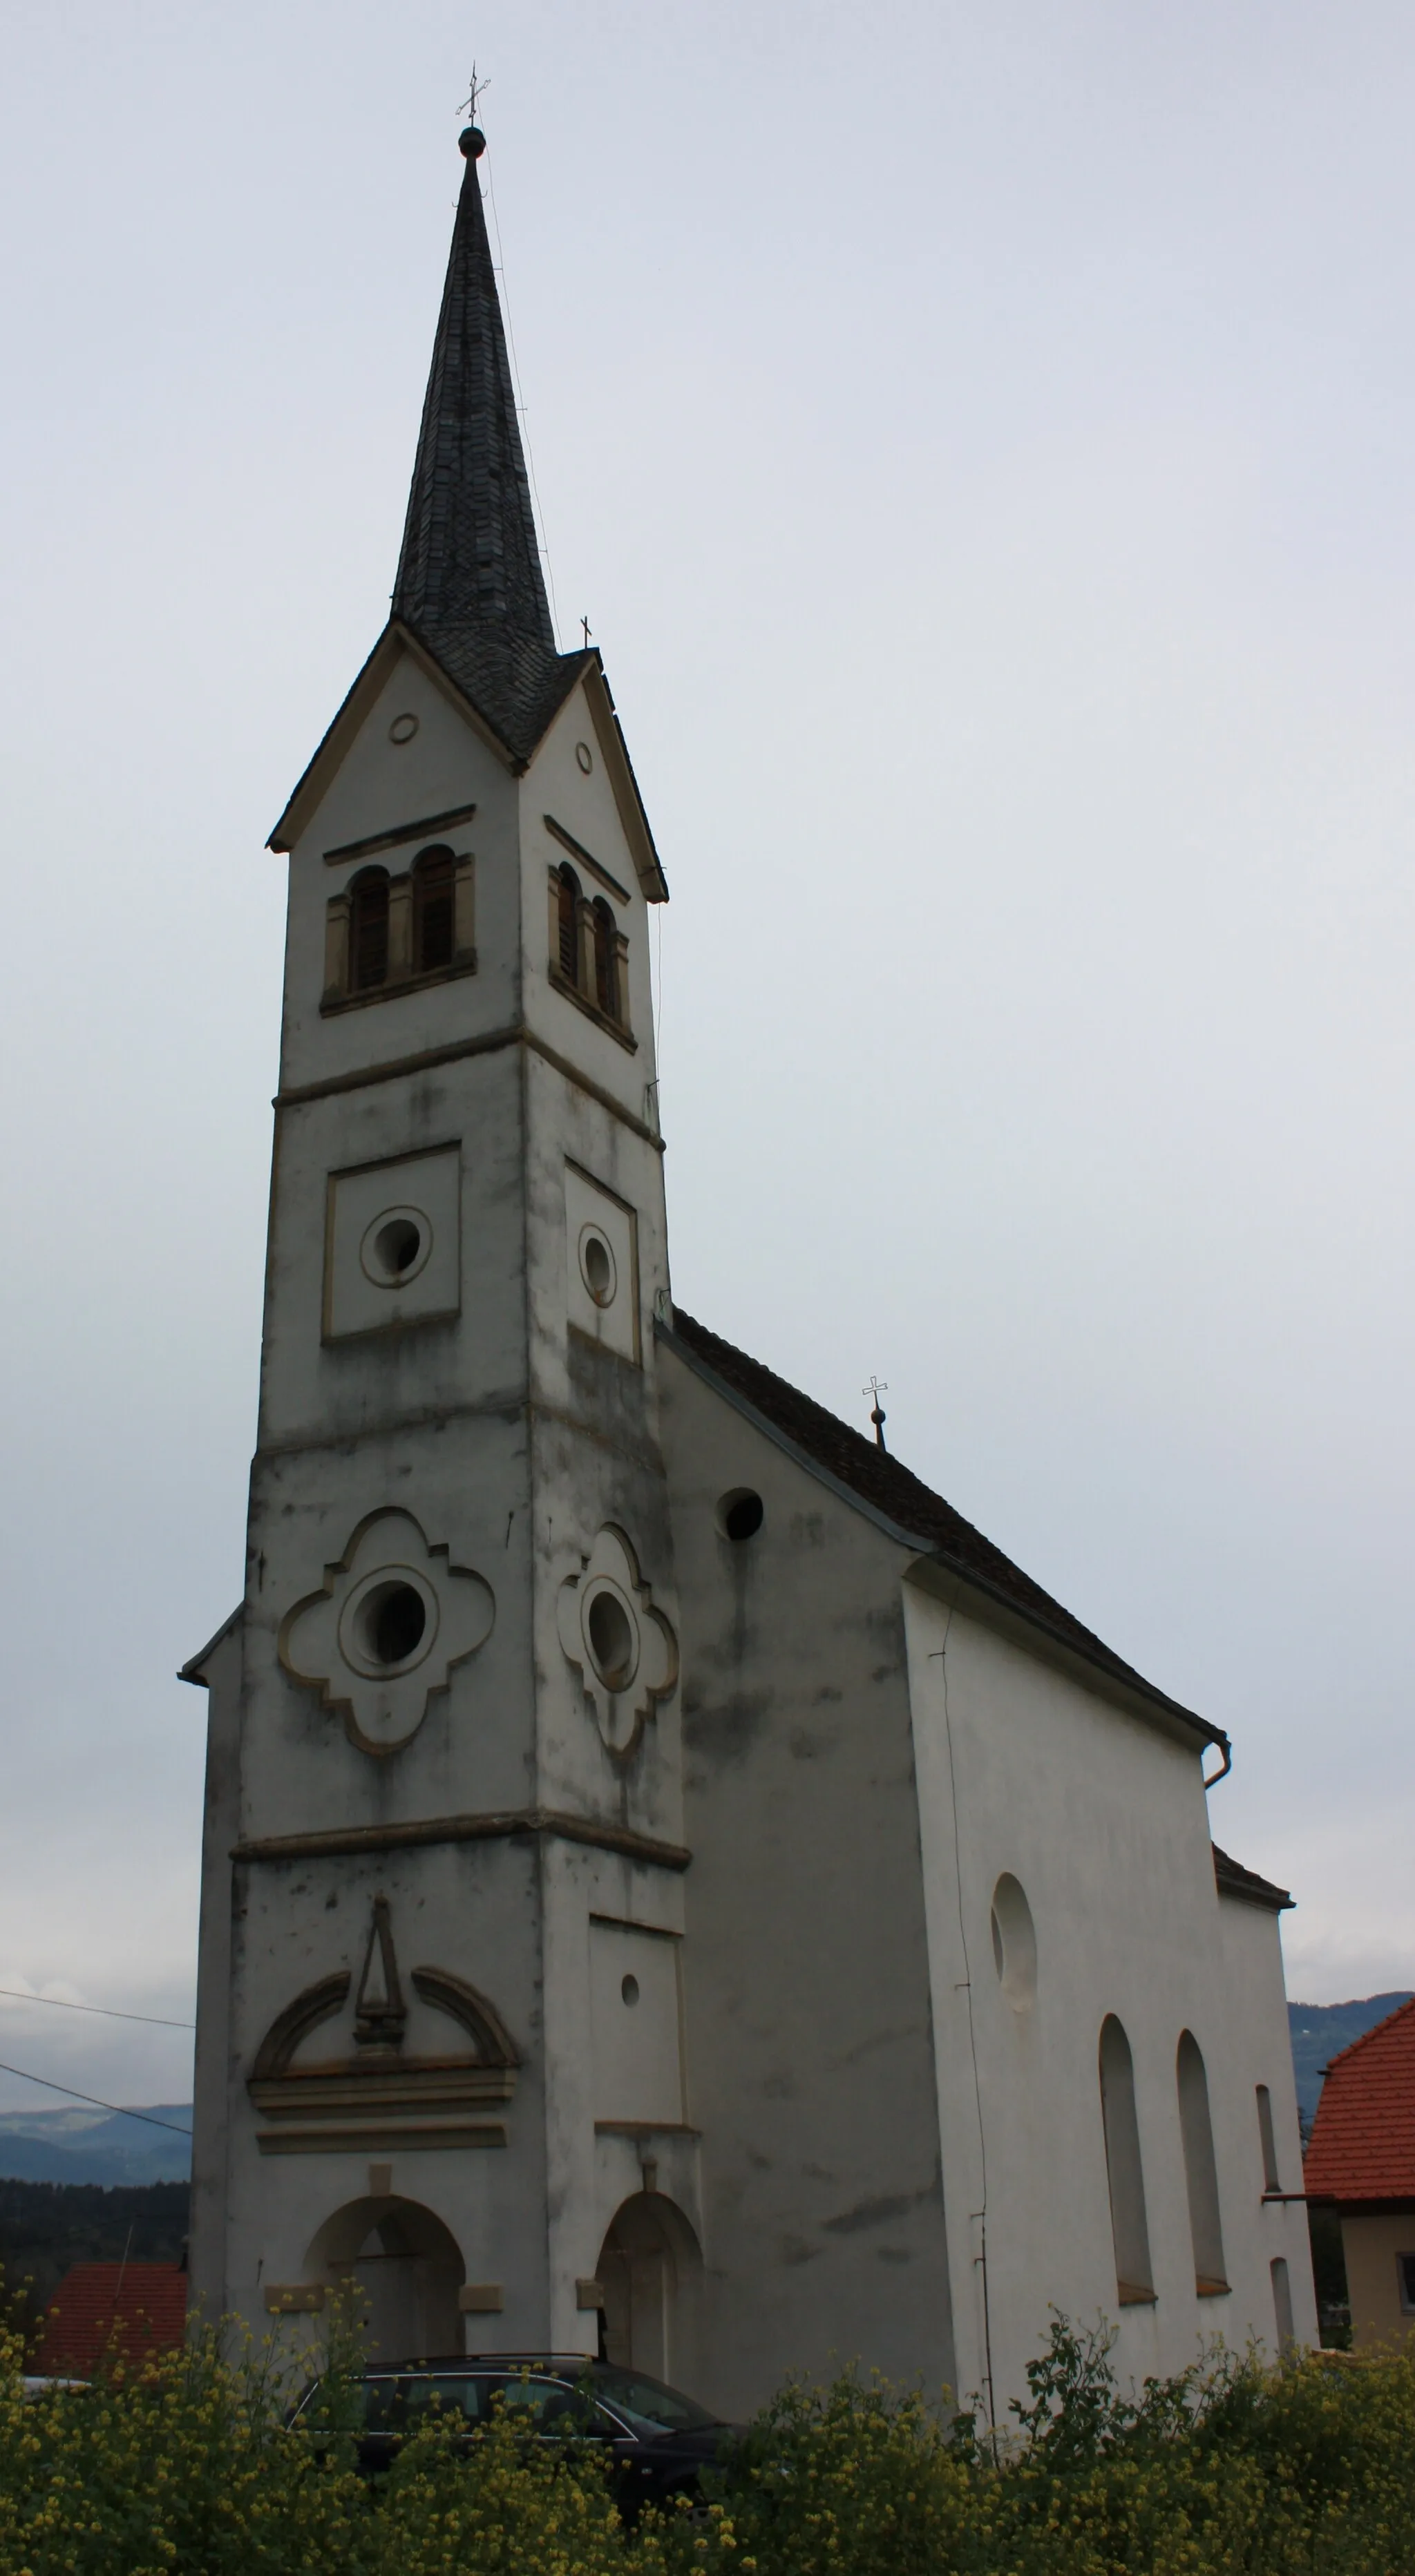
[248,1900,518,2153]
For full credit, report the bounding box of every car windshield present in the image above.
[590,2365,720,2436]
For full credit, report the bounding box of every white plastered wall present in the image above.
[903,1578,1314,2421]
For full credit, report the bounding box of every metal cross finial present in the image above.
[460,65,489,122]
[864,1376,889,1451]
[581,615,593,649]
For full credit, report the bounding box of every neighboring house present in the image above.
[183,111,1316,2428]
[36,2263,187,2374]
[1304,1998,1415,2347]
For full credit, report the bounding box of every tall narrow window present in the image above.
[414,846,456,973]
[557,865,581,984]
[1099,2016,1154,2305]
[350,868,390,992]
[592,898,617,1018]
[1177,2032,1228,2295]
[1256,2085,1280,2193]
[1271,2255,1295,2350]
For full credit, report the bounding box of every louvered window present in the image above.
[592,899,616,1018]
[415,847,456,973]
[350,870,390,991]
[557,866,580,983]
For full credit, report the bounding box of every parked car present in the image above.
[286,2353,735,2516]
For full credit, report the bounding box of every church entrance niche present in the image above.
[305,2194,464,2362]
[595,2192,701,2384]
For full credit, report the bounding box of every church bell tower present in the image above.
[185,117,690,2362]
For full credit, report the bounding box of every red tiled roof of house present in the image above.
[1304,1995,1415,2204]
[35,2262,187,2375]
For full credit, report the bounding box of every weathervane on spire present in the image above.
[460,64,489,124]
[863,1377,889,1451]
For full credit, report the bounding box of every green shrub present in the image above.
[0,2304,1414,2575]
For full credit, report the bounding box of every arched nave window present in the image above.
[1099,2015,1155,2307]
[1255,2084,1281,2193]
[1176,2030,1228,2296]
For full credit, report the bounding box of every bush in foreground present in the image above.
[1,2308,1414,2574]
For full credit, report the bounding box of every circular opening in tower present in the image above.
[377,1218,422,1276]
[359,1581,428,1669]
[579,1228,616,1308]
[717,1489,764,1543]
[621,1974,640,2007]
[587,1587,635,1690]
[360,1205,433,1288]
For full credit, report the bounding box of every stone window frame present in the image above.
[322,843,477,1014]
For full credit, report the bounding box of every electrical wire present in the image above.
[0,2063,191,2139]
[0,1988,193,2032]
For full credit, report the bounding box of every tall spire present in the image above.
[393,122,577,759]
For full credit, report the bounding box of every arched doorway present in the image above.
[305,2194,464,2362]
[595,2192,702,2384]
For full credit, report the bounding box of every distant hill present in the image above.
[1288,1996,1414,2125]
[0,2106,191,2188]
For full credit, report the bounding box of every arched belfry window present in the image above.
[1177,2031,1228,2296]
[557,865,581,984]
[413,846,455,974]
[1099,2015,1154,2306]
[323,841,475,1013]
[592,898,617,1018]
[350,868,390,993]
[545,835,634,1047]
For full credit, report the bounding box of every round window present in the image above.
[989,1873,1038,2010]
[360,1205,433,1288]
[338,1566,438,1678]
[575,741,593,774]
[388,712,419,745]
[621,1974,640,2007]
[716,1489,764,1543]
[578,1227,616,1308]
[585,1585,637,1691]
[359,1581,426,1668]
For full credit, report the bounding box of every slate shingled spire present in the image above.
[393,124,583,761]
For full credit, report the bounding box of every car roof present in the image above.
[384,2353,601,2372]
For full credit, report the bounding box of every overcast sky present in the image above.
[1,0,1413,2116]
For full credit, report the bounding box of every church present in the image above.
[185,115,1317,2426]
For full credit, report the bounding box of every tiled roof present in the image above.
[392,133,582,766]
[1212,1843,1293,1913]
[663,1310,1223,1752]
[1304,1996,1415,2204]
[36,2262,187,2374]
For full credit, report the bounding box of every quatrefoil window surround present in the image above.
[556,1523,678,1759]
[278,1509,494,1756]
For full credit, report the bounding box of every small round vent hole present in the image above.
[621,1974,640,2007]
[719,1489,764,1543]
[587,1589,634,1689]
[361,1581,427,1668]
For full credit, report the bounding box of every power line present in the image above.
[0,1987,193,2033]
[0,2062,191,2140]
